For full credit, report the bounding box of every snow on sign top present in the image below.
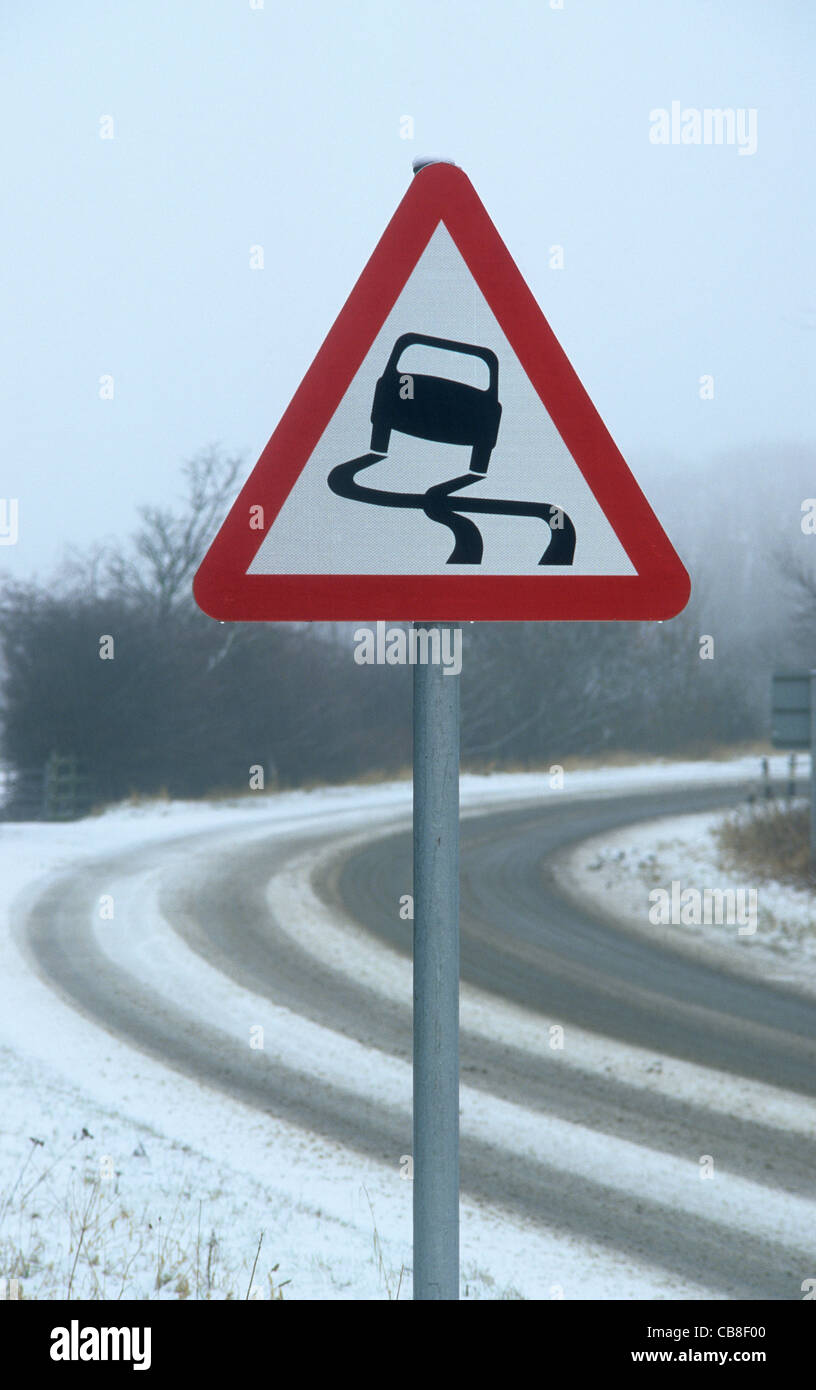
[193,163,690,622]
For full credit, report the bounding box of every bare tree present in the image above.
[103,445,244,617]
[772,541,816,659]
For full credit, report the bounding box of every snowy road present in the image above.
[12,764,816,1300]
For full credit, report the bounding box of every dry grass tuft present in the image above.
[715,799,813,890]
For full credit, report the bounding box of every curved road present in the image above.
[20,778,816,1299]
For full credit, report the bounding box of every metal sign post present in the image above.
[412,621,460,1300]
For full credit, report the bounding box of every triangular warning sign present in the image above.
[194,163,689,622]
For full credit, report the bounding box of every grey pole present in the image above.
[810,672,816,870]
[412,621,460,1300]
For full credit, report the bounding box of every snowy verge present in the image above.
[550,803,816,999]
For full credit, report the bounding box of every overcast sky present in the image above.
[1,0,812,581]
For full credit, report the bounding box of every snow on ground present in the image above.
[551,792,816,999]
[0,756,809,1299]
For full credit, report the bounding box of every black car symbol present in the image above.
[369,332,502,475]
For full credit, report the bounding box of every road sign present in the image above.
[771,671,811,749]
[193,163,690,622]
[770,669,816,872]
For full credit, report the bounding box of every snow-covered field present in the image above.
[0,756,812,1300]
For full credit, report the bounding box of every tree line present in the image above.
[0,447,810,815]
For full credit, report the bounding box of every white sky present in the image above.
[1,0,812,579]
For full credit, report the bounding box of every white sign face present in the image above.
[248,225,636,578]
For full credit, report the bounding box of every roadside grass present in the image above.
[1,1134,523,1300]
[362,1187,405,1300]
[0,1136,290,1301]
[485,740,778,776]
[83,742,780,818]
[0,1135,419,1301]
[715,798,813,890]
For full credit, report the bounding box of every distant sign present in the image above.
[194,163,690,622]
[771,671,812,749]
